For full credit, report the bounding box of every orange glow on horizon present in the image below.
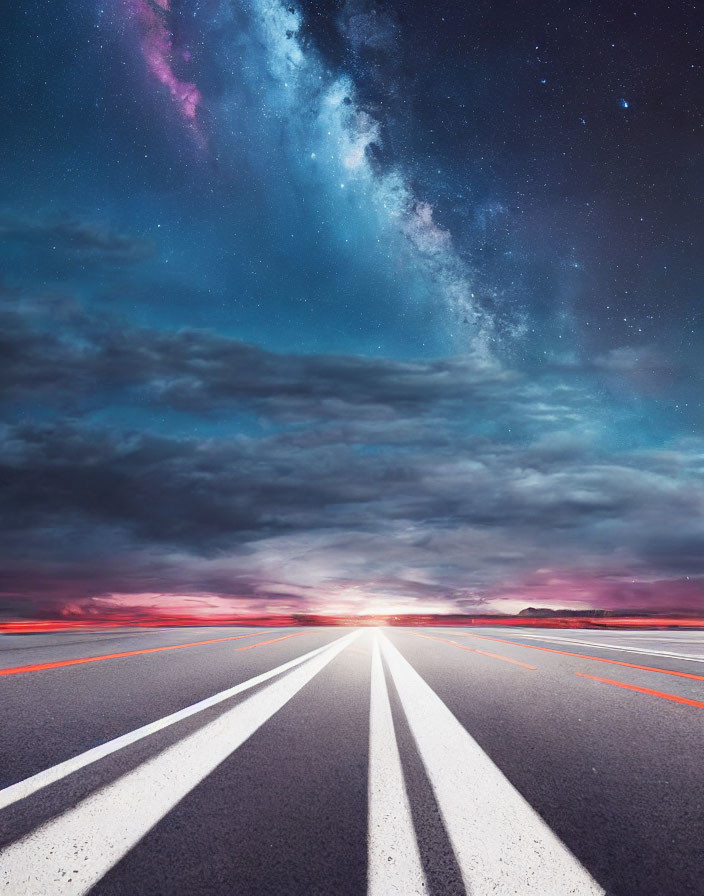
[2,612,704,634]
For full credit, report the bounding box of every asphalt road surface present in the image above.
[1,625,704,895]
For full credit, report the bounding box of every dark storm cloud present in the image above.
[0,211,155,265]
[1,296,514,419]
[3,293,703,614]
[2,403,703,612]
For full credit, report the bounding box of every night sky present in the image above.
[1,0,703,620]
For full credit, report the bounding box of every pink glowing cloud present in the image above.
[483,571,704,616]
[123,0,202,124]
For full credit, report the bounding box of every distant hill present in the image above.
[517,607,615,618]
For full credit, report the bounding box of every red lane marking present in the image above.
[411,631,536,670]
[455,632,704,683]
[0,631,268,678]
[576,672,704,709]
[235,632,308,651]
[472,647,537,669]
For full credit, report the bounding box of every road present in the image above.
[1,625,703,895]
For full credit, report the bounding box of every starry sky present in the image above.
[1,0,703,620]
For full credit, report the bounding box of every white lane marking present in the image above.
[616,638,704,643]
[381,634,603,895]
[0,633,336,811]
[479,632,704,663]
[471,629,702,638]
[559,635,704,642]
[442,625,704,646]
[558,637,704,645]
[0,631,361,896]
[367,637,426,896]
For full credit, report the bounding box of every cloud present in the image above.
[592,345,681,396]
[482,572,704,616]
[0,295,514,419]
[2,410,703,615]
[0,211,154,265]
[3,292,703,616]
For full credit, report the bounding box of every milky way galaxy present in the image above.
[1,0,702,620]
